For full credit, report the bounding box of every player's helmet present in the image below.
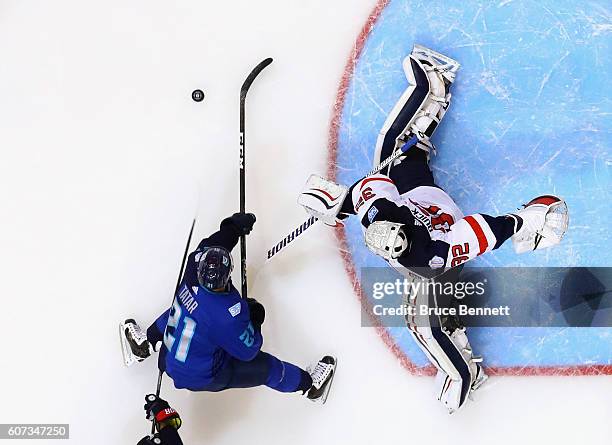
[197,247,233,291]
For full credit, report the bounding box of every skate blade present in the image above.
[119,321,137,367]
[313,356,337,405]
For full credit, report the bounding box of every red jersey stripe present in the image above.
[360,176,394,190]
[464,215,488,255]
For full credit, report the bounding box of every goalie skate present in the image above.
[307,356,337,404]
[410,44,461,85]
[470,363,489,394]
[119,319,152,367]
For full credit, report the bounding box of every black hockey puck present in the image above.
[192,89,205,102]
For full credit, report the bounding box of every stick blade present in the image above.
[240,57,274,99]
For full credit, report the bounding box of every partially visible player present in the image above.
[121,213,336,404]
[137,395,183,445]
[298,45,568,413]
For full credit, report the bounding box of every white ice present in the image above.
[0,1,610,444]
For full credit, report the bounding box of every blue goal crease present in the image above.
[335,0,612,369]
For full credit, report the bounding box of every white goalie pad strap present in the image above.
[364,221,409,260]
[298,174,349,226]
[512,196,569,254]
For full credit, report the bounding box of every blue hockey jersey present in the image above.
[155,218,263,390]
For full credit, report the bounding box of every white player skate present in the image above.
[119,319,153,367]
[307,356,337,404]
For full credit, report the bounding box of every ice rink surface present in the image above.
[0,1,610,444]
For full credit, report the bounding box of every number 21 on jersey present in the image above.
[164,300,197,362]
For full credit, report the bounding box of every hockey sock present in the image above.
[264,353,310,393]
[481,214,521,249]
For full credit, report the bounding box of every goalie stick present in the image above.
[266,134,419,261]
[240,57,273,298]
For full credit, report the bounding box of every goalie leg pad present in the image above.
[400,268,479,413]
[374,45,460,169]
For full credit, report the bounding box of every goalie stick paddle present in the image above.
[151,218,196,434]
[265,134,419,261]
[239,57,273,299]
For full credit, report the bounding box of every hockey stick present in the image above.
[239,57,273,298]
[266,134,419,261]
[151,218,196,434]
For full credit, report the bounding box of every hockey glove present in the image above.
[230,212,256,235]
[137,435,159,445]
[247,297,265,327]
[144,395,182,432]
[137,429,183,445]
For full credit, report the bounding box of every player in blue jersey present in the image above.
[121,213,335,403]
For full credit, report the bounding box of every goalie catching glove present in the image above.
[511,195,569,254]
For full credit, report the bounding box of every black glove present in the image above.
[144,395,182,432]
[137,435,159,445]
[225,212,256,235]
[247,297,265,327]
[137,429,183,445]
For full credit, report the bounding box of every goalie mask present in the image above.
[365,221,410,260]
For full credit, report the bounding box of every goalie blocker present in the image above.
[297,174,349,226]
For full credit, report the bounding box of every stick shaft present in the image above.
[151,218,196,434]
[239,58,273,298]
